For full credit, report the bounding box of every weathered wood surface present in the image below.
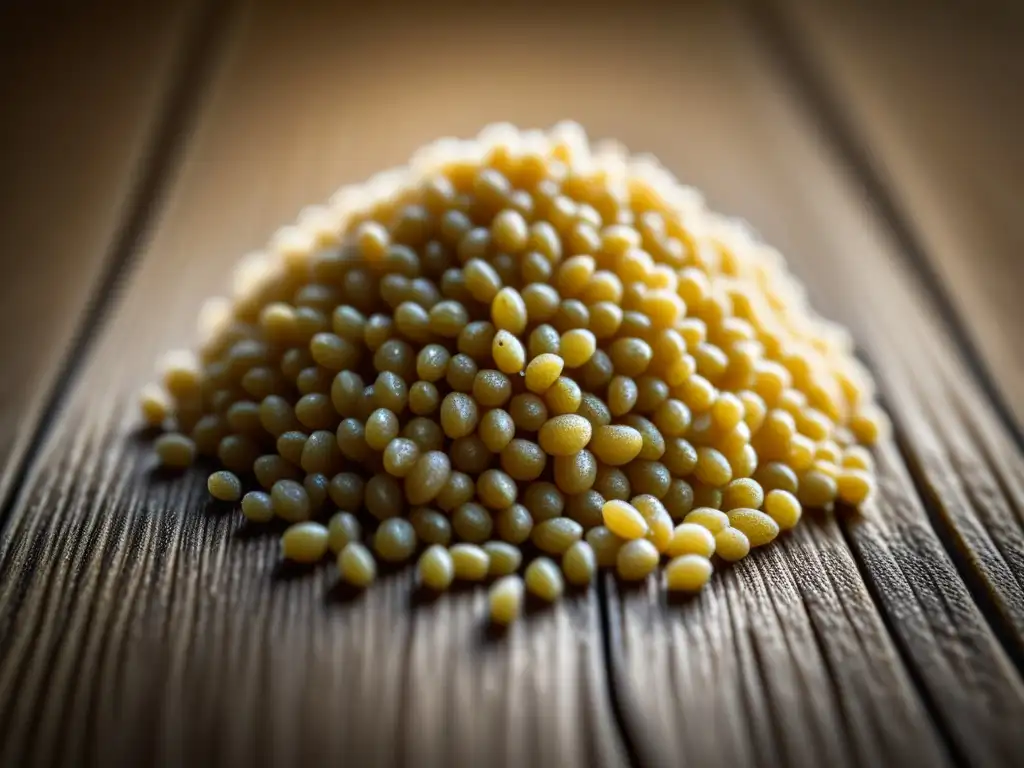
[772,0,1024,429]
[0,0,203,509]
[604,4,1024,765]
[0,1,1023,766]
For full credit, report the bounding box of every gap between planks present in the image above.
[0,0,239,539]
[746,0,1024,452]
[707,2,1024,764]
[744,0,1024,670]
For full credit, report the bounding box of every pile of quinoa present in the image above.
[141,122,887,624]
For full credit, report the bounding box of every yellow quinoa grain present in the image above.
[495,504,534,544]
[562,540,597,586]
[665,554,713,592]
[585,526,624,567]
[208,470,242,502]
[694,446,733,487]
[616,538,660,581]
[450,543,490,581]
[836,468,874,505]
[553,450,597,494]
[668,522,717,559]
[532,517,584,555]
[525,557,565,601]
[476,469,518,510]
[721,478,764,511]
[589,425,644,466]
[727,508,779,548]
[483,541,523,577]
[337,542,377,588]
[798,469,839,508]
[145,122,889,609]
[155,433,196,468]
[544,376,582,416]
[452,502,495,543]
[491,286,529,335]
[139,383,172,427]
[559,329,597,368]
[417,545,456,590]
[409,508,452,546]
[709,522,750,562]
[633,494,673,552]
[538,414,593,456]
[327,511,363,553]
[241,491,274,523]
[683,507,730,534]
[489,575,525,625]
[373,517,418,563]
[602,499,649,540]
[271,478,311,522]
[763,489,802,531]
[328,472,364,511]
[492,330,526,374]
[440,392,479,438]
[479,409,516,453]
[281,522,330,563]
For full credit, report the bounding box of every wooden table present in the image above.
[2,1,1022,765]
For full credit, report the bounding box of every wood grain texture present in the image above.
[771,0,1024,428]
[3,0,1024,766]
[0,1,201,508]
[743,0,1024,664]
[0,1,645,764]
[607,517,948,767]
[704,7,1024,763]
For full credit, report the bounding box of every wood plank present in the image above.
[744,0,1024,666]
[768,0,1024,428]
[605,5,1024,764]
[589,7,954,765]
[578,6,964,763]
[0,1,205,509]
[0,1,642,764]
[3,2,1022,767]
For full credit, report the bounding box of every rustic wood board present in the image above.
[1,1,645,764]
[769,0,1024,429]
[599,4,1024,765]
[750,0,1024,669]
[0,0,206,509]
[1,0,1024,766]
[710,6,1024,762]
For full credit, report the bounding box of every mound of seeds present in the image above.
[142,122,888,624]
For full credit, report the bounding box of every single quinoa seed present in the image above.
[327,511,363,553]
[417,545,456,591]
[602,499,648,540]
[665,554,713,592]
[155,433,196,468]
[561,540,597,586]
[586,526,624,568]
[531,517,584,555]
[667,523,716,559]
[715,527,751,562]
[241,491,274,523]
[450,543,490,581]
[337,542,377,587]
[616,539,659,581]
[525,557,565,602]
[208,471,242,502]
[489,575,525,625]
[281,522,329,563]
[483,541,523,577]
[144,121,886,613]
